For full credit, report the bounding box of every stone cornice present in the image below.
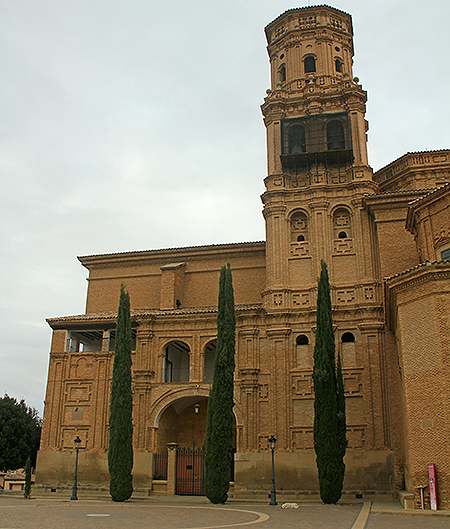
[263,176,378,200]
[262,203,288,217]
[308,198,330,210]
[266,328,292,337]
[238,328,260,337]
[374,149,450,178]
[135,328,154,339]
[78,241,266,270]
[357,322,385,333]
[261,83,366,118]
[49,352,67,360]
[133,370,155,385]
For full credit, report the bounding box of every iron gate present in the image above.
[176,446,205,495]
[153,452,168,480]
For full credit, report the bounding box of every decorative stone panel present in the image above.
[291,428,314,450]
[333,238,354,254]
[290,241,310,257]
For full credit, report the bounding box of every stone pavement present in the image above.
[0,495,449,529]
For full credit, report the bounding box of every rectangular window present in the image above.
[441,248,450,261]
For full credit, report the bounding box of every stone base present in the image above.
[35,448,394,497]
[234,449,394,496]
[35,450,154,491]
[151,480,167,494]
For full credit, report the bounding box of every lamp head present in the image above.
[194,403,200,415]
[74,436,81,448]
[268,435,277,450]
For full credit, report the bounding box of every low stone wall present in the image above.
[234,449,394,496]
[35,450,154,491]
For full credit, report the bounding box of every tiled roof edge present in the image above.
[78,241,266,262]
[407,182,450,208]
[47,303,264,324]
[384,260,450,282]
[363,189,430,199]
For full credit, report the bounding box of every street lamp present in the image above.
[268,435,277,506]
[70,436,81,501]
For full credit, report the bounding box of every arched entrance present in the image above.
[156,396,208,496]
[156,396,209,451]
[154,395,237,496]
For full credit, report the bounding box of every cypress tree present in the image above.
[336,351,347,464]
[205,263,236,504]
[313,260,347,504]
[24,456,31,498]
[108,284,133,502]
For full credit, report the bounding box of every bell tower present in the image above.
[261,5,379,311]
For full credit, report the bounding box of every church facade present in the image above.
[36,5,450,508]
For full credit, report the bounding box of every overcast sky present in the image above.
[1,0,450,416]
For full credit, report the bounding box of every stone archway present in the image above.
[149,384,244,452]
[156,396,209,451]
[150,390,239,495]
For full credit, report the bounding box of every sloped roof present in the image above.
[407,182,450,208]
[364,188,432,199]
[384,259,450,282]
[47,303,264,328]
[405,182,450,234]
[78,241,266,267]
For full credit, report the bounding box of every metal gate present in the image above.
[176,445,205,495]
[153,452,168,480]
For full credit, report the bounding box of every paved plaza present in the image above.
[1,495,450,529]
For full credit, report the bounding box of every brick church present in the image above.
[36,5,450,508]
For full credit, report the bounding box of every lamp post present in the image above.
[70,436,81,501]
[268,435,277,506]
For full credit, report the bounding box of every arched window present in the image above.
[291,211,308,242]
[333,208,352,239]
[296,335,309,346]
[288,125,306,154]
[341,332,356,366]
[327,120,345,150]
[342,332,355,343]
[279,65,286,83]
[204,340,216,382]
[335,59,343,73]
[296,334,310,367]
[304,56,316,73]
[163,341,190,382]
